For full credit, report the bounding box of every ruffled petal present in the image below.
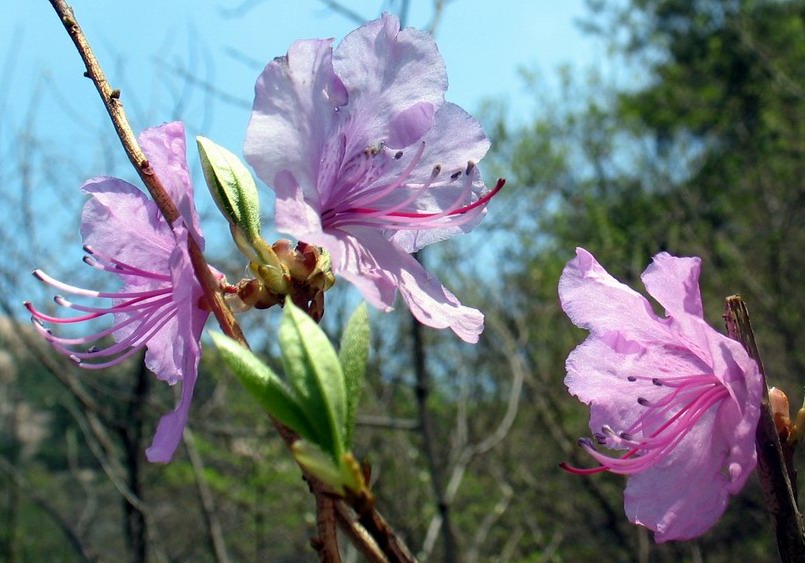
[145,227,207,463]
[624,416,731,542]
[641,252,704,320]
[333,13,447,148]
[139,122,204,246]
[356,231,483,342]
[565,333,711,436]
[80,177,174,273]
[245,38,342,200]
[559,248,667,340]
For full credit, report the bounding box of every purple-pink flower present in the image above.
[244,13,502,343]
[25,122,213,463]
[559,248,762,542]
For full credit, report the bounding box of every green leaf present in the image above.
[210,332,319,442]
[279,299,347,460]
[338,302,370,448]
[196,136,262,242]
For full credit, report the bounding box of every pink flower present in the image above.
[244,13,502,343]
[559,248,762,542]
[25,122,213,463]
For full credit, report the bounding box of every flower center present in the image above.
[561,373,730,476]
[319,135,503,233]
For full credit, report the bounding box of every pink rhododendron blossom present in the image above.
[559,248,762,542]
[244,13,502,343]
[25,122,214,463]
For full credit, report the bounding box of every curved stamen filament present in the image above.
[342,142,427,211]
[562,377,730,476]
[84,245,172,281]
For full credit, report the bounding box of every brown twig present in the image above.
[724,295,805,563]
[311,484,342,562]
[333,502,388,563]
[357,507,417,563]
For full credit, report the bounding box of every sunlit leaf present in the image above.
[210,331,318,442]
[279,299,346,459]
[339,302,369,448]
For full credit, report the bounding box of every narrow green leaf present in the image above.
[279,299,346,459]
[196,136,262,242]
[210,332,319,442]
[339,302,370,448]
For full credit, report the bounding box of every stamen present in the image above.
[563,372,731,476]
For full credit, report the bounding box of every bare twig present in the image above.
[184,429,232,563]
[312,486,342,562]
[356,415,419,431]
[333,502,388,563]
[724,296,805,563]
[411,309,457,561]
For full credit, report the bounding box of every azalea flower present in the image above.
[25,122,213,463]
[244,13,502,343]
[559,248,762,542]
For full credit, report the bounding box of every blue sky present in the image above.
[1,1,603,304]
[4,1,600,152]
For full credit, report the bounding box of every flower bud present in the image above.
[769,387,792,439]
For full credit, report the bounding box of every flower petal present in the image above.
[81,177,174,274]
[565,333,711,437]
[144,340,200,463]
[624,416,731,542]
[333,13,447,147]
[641,252,704,319]
[559,247,668,340]
[139,122,204,246]
[145,227,207,463]
[245,38,342,200]
[357,231,483,342]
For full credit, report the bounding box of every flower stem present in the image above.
[724,295,805,563]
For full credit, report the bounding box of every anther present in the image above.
[619,431,634,441]
[432,164,442,176]
[450,170,462,180]
[394,151,403,160]
[627,376,637,382]
[593,432,607,444]
[652,378,663,386]
[465,161,476,175]
[637,397,650,406]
